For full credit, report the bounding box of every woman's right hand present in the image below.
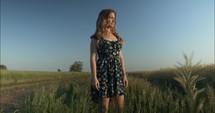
[91,77,100,91]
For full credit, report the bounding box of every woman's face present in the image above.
[106,12,116,28]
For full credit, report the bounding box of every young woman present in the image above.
[90,9,128,113]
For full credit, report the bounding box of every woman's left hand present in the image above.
[123,75,128,89]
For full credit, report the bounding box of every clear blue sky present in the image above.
[1,0,214,72]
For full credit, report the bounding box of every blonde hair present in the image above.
[92,9,124,46]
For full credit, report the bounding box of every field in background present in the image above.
[0,64,214,113]
[128,64,215,92]
[0,70,89,86]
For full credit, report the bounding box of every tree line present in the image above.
[0,61,83,72]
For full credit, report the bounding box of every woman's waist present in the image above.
[98,54,119,59]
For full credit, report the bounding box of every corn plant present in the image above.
[174,53,206,113]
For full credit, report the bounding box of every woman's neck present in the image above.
[104,28,112,35]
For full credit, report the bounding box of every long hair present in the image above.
[93,9,124,46]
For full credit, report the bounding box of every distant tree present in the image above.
[57,69,61,72]
[70,61,83,72]
[0,64,7,70]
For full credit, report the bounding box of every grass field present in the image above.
[0,70,89,86]
[0,56,214,113]
[0,63,214,113]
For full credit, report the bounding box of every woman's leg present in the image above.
[111,95,124,113]
[117,95,124,113]
[98,97,110,113]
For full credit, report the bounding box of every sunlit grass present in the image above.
[0,70,89,86]
[0,54,214,113]
[13,74,214,113]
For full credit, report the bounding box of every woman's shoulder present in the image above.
[90,34,98,40]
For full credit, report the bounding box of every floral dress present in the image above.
[90,35,125,103]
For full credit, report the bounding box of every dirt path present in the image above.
[0,78,73,112]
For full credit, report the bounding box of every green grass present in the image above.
[0,70,89,86]
[0,62,214,113]
[127,64,215,92]
[12,75,214,113]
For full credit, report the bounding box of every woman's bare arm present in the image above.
[90,38,97,79]
[119,50,126,76]
[90,38,100,90]
[119,50,128,88]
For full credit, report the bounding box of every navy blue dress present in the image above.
[90,35,125,103]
